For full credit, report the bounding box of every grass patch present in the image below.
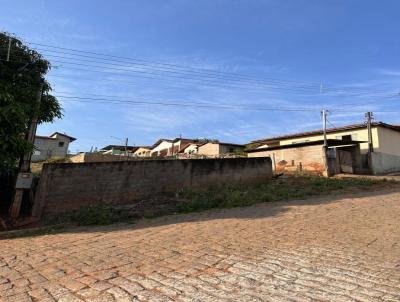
[45,204,138,226]
[175,176,395,213]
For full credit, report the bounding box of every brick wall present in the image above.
[248,144,326,174]
[33,157,272,217]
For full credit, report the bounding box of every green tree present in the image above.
[0,32,62,172]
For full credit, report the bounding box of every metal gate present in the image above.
[338,150,353,174]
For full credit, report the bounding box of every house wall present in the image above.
[249,144,326,174]
[371,127,400,174]
[151,141,173,156]
[133,147,150,157]
[198,143,220,157]
[31,136,70,162]
[32,157,272,218]
[183,144,198,154]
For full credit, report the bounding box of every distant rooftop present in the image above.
[247,138,366,153]
[252,122,400,144]
[35,132,76,142]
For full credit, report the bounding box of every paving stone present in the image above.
[1,190,400,301]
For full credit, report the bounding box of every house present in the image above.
[32,132,76,162]
[150,139,174,157]
[132,146,151,157]
[248,122,400,175]
[178,143,201,157]
[197,142,245,158]
[100,145,137,156]
[150,138,198,157]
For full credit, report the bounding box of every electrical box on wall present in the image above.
[15,172,34,189]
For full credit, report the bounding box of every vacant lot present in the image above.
[1,186,400,301]
[45,176,399,226]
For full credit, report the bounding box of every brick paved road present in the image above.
[1,190,400,301]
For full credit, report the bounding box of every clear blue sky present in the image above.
[1,0,400,152]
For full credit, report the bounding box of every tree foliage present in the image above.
[0,32,62,172]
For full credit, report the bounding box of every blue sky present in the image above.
[1,0,400,152]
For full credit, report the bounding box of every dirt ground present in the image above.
[0,188,400,301]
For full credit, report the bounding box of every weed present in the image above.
[45,204,138,226]
[175,176,393,213]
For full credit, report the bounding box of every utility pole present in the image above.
[321,109,329,176]
[365,112,374,153]
[6,37,11,61]
[322,109,328,147]
[9,80,44,219]
[365,112,374,172]
[125,138,128,156]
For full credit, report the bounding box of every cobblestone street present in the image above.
[1,190,400,301]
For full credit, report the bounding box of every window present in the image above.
[342,135,352,142]
[35,140,43,145]
[229,148,234,153]
[58,142,65,147]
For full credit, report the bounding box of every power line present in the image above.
[24,42,325,86]
[2,42,396,96]
[3,55,398,100]
[3,42,400,113]
[54,94,400,114]
[55,95,321,112]
[0,56,326,94]
[52,90,400,111]
[4,54,398,110]
[0,46,323,91]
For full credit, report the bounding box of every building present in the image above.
[100,145,137,156]
[197,142,245,158]
[248,122,400,175]
[248,138,364,175]
[177,143,201,157]
[150,139,174,157]
[150,138,198,157]
[132,146,151,157]
[32,132,76,162]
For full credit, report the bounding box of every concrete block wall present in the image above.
[33,157,272,217]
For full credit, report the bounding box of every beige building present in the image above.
[133,147,151,157]
[197,142,245,158]
[248,122,400,175]
[32,132,76,162]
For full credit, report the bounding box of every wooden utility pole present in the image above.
[9,80,44,219]
[125,138,128,156]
